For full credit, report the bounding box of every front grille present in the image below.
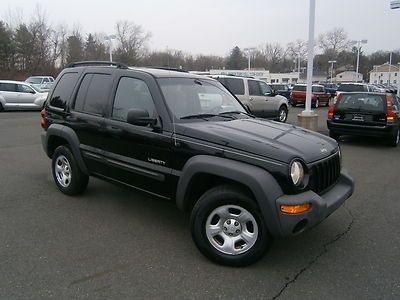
[310,153,341,195]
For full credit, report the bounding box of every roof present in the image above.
[294,83,324,87]
[132,67,208,79]
[0,80,31,84]
[370,63,400,73]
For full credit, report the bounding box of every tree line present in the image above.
[0,11,398,81]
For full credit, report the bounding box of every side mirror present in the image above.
[127,108,157,127]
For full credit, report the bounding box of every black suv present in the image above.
[41,62,354,266]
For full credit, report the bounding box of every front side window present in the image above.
[74,73,111,115]
[158,78,245,119]
[248,80,262,96]
[112,77,156,122]
[259,82,272,95]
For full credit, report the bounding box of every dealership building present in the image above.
[208,69,300,84]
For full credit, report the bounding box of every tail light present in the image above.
[40,108,47,129]
[386,95,397,123]
[328,94,341,119]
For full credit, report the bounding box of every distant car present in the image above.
[25,76,55,90]
[213,75,290,122]
[336,83,375,95]
[289,84,330,107]
[319,83,338,98]
[0,80,48,111]
[327,92,400,146]
[269,84,291,99]
[38,82,53,93]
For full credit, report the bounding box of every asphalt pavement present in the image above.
[0,109,399,299]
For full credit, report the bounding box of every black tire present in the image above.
[52,145,89,195]
[190,185,272,267]
[329,131,340,141]
[277,105,288,123]
[291,101,296,107]
[387,128,399,147]
[0,103,3,112]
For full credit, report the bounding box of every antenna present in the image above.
[167,46,178,146]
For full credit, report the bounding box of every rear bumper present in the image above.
[327,120,398,137]
[274,169,354,236]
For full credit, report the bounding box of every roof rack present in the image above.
[66,61,128,69]
[144,66,188,73]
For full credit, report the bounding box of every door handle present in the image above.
[249,97,254,101]
[106,126,123,134]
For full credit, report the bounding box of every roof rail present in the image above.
[66,61,128,69]
[144,66,188,73]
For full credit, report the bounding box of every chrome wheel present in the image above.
[205,205,258,255]
[279,107,287,122]
[55,155,72,187]
[315,99,319,108]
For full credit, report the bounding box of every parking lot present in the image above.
[1,108,399,299]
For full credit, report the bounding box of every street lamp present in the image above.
[105,35,117,62]
[244,47,256,70]
[328,60,337,84]
[351,39,367,82]
[304,0,316,114]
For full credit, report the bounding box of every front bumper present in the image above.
[274,169,354,236]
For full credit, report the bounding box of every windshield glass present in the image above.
[158,78,246,120]
[336,94,386,112]
[337,84,365,92]
[26,78,42,84]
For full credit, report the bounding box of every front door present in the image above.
[101,75,174,198]
[16,84,37,108]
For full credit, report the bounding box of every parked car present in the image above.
[269,83,291,99]
[336,83,375,95]
[319,83,338,98]
[38,82,53,93]
[289,84,330,107]
[25,76,55,90]
[40,61,354,266]
[213,75,289,122]
[327,92,400,146]
[0,80,48,111]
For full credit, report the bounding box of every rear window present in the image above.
[217,78,245,95]
[336,94,386,112]
[337,84,367,92]
[313,86,325,93]
[293,85,306,92]
[292,85,324,93]
[271,84,285,90]
[49,73,79,109]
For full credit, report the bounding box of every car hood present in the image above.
[176,118,338,164]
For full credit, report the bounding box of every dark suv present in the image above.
[41,62,354,266]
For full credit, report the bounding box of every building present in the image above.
[369,63,400,85]
[209,69,300,84]
[335,71,363,83]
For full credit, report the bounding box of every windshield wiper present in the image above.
[180,113,235,120]
[218,111,254,118]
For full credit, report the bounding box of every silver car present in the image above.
[0,80,48,111]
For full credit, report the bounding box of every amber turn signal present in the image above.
[280,203,312,214]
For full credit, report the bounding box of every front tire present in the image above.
[52,145,89,195]
[190,185,272,266]
[278,105,288,123]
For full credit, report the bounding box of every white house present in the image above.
[209,69,300,84]
[335,71,363,83]
[369,63,400,85]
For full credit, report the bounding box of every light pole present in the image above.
[388,52,392,85]
[304,0,316,114]
[105,35,116,62]
[328,60,337,84]
[244,47,256,70]
[352,39,367,82]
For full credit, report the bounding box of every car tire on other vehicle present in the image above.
[0,103,3,112]
[278,105,288,123]
[52,145,89,195]
[313,99,319,108]
[190,185,272,267]
[387,128,399,147]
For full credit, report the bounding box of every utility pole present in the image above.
[244,47,256,70]
[105,35,116,62]
[353,39,367,82]
[388,52,392,85]
[328,60,337,84]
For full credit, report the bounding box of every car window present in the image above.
[391,95,400,111]
[0,83,17,92]
[74,73,112,115]
[17,84,34,93]
[336,94,386,112]
[312,86,325,93]
[248,80,262,96]
[112,77,156,122]
[49,72,79,109]
[259,82,272,95]
[293,85,306,92]
[337,84,366,92]
[43,78,50,83]
[220,78,245,95]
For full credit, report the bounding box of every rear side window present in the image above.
[74,73,112,115]
[293,85,306,92]
[312,86,325,93]
[222,78,245,95]
[0,83,17,92]
[248,80,262,96]
[50,72,79,109]
[336,94,386,112]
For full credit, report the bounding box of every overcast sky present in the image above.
[2,0,399,56]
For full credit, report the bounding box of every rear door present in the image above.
[247,79,268,116]
[16,84,37,107]
[0,83,19,108]
[259,81,279,117]
[333,93,387,126]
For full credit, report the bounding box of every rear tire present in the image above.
[190,185,272,266]
[387,129,399,147]
[52,145,89,195]
[0,103,3,112]
[329,131,340,141]
[291,101,296,107]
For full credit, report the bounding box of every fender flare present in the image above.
[176,155,285,236]
[44,124,88,175]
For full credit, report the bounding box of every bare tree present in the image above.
[114,20,151,65]
[259,43,284,72]
[318,27,350,56]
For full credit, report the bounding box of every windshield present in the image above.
[336,94,386,112]
[158,78,246,120]
[26,77,42,84]
[292,85,325,93]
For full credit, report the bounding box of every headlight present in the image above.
[290,160,305,186]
